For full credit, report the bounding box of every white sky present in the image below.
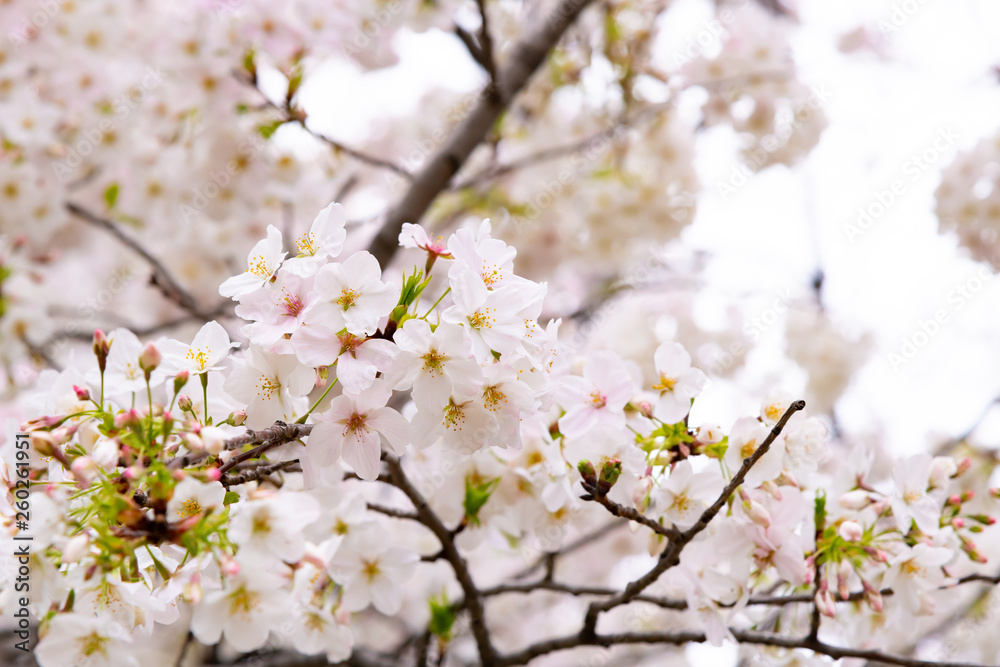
[301,0,1000,460]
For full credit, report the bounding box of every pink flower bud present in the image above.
[962,490,975,503]
[744,498,771,528]
[989,487,1000,499]
[761,480,783,500]
[220,555,240,577]
[951,517,965,529]
[204,468,221,482]
[955,457,972,476]
[178,395,194,411]
[231,409,246,427]
[837,561,851,600]
[815,587,837,617]
[947,494,963,507]
[113,409,142,430]
[70,457,98,488]
[838,520,863,542]
[636,401,654,419]
[139,341,162,374]
[29,431,58,457]
[871,498,892,515]
[93,329,111,372]
[863,581,883,612]
[73,385,91,401]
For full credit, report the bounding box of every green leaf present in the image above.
[814,490,827,533]
[223,491,240,506]
[428,592,456,640]
[704,436,728,460]
[259,119,284,139]
[103,183,119,209]
[464,476,501,527]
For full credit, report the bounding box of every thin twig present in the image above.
[366,0,597,267]
[66,202,210,318]
[384,455,499,666]
[579,401,806,639]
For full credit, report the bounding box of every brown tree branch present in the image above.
[579,400,806,639]
[366,0,597,267]
[496,627,991,667]
[384,455,499,666]
[66,202,215,319]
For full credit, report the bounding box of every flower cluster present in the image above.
[4,211,999,667]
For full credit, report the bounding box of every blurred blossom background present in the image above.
[3,0,1000,663]
[7,0,997,453]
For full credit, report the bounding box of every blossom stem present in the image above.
[296,377,339,424]
[200,372,209,425]
[146,378,154,446]
[420,287,451,320]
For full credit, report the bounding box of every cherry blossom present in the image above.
[219,225,287,299]
[306,379,409,480]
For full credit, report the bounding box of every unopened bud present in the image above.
[173,371,190,395]
[200,426,227,456]
[962,490,975,503]
[178,395,194,412]
[139,342,162,377]
[761,480,782,501]
[220,555,240,577]
[63,533,90,564]
[838,520,863,542]
[743,497,771,528]
[838,490,871,510]
[930,456,958,489]
[71,457,99,488]
[597,459,622,495]
[955,457,972,476]
[970,514,996,526]
[951,517,965,529]
[30,431,58,457]
[93,329,111,373]
[113,409,142,430]
[815,587,836,617]
[837,561,851,600]
[636,401,654,419]
[863,546,888,563]
[863,580,883,612]
[73,385,91,401]
[990,487,1000,499]
[578,460,597,486]
[869,498,891,515]
[231,409,246,427]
